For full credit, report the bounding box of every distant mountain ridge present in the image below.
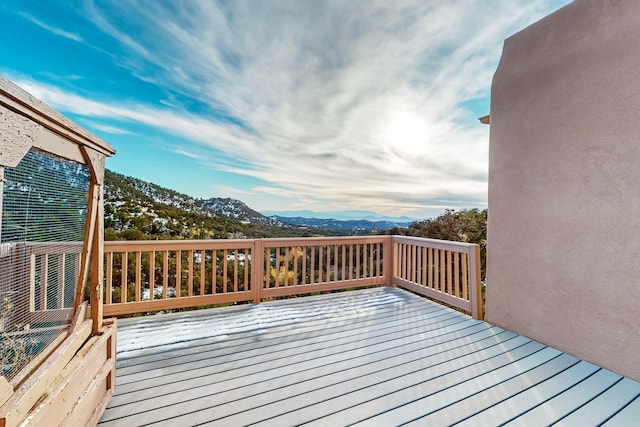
[103,170,291,239]
[270,216,412,231]
[262,209,416,223]
[103,169,411,238]
[199,198,281,225]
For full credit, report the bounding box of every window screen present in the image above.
[1,149,90,381]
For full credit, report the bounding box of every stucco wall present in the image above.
[487,0,640,381]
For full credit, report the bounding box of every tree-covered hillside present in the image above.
[103,170,311,240]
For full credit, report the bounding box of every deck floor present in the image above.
[99,287,640,426]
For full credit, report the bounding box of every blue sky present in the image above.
[1,0,570,219]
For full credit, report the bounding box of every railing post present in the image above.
[468,244,483,320]
[90,182,105,333]
[385,236,395,287]
[252,239,264,304]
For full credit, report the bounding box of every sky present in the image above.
[0,0,571,220]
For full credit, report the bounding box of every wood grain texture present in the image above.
[0,76,114,156]
[0,320,92,426]
[0,379,11,409]
[0,107,37,167]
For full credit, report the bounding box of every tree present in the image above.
[392,209,487,279]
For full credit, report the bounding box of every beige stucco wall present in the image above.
[487,0,640,381]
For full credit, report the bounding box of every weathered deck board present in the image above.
[603,395,640,426]
[99,287,640,426]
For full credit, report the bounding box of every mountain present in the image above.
[198,198,284,226]
[103,169,411,240]
[262,209,417,223]
[103,170,302,240]
[269,216,412,232]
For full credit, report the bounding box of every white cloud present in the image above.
[18,12,84,42]
[79,120,132,135]
[12,0,570,217]
[171,147,206,160]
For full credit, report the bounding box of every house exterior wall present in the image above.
[487,0,640,381]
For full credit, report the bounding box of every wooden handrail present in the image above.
[391,236,483,320]
[101,236,483,319]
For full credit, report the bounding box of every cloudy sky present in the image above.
[1,0,570,220]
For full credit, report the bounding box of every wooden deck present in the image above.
[98,287,640,426]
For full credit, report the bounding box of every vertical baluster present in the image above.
[326,245,331,282]
[41,254,48,310]
[234,249,239,292]
[284,247,290,286]
[149,251,155,301]
[372,243,377,279]
[462,252,468,301]
[244,249,249,291]
[445,250,452,295]
[341,245,347,281]
[411,245,416,283]
[414,245,420,284]
[162,251,168,300]
[293,247,299,286]
[408,244,412,280]
[439,249,445,292]
[105,252,113,305]
[264,247,271,289]
[432,249,439,291]
[421,246,427,285]
[135,251,141,302]
[311,246,316,284]
[397,244,403,279]
[362,244,368,279]
[275,247,281,287]
[355,244,361,280]
[454,251,460,297]
[302,246,307,285]
[376,243,381,278]
[426,247,431,288]
[333,245,338,282]
[407,245,412,282]
[385,242,400,286]
[223,249,228,293]
[368,243,374,279]
[176,250,182,298]
[318,246,323,282]
[215,249,220,295]
[74,253,81,289]
[121,251,128,303]
[57,253,65,308]
[415,246,421,285]
[29,253,35,312]
[199,250,205,296]
[404,244,409,280]
[349,245,354,280]
[422,246,428,286]
[187,249,193,297]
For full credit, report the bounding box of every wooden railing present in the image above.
[260,236,389,299]
[101,240,255,316]
[102,236,483,319]
[0,242,82,330]
[24,242,82,312]
[392,236,483,319]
